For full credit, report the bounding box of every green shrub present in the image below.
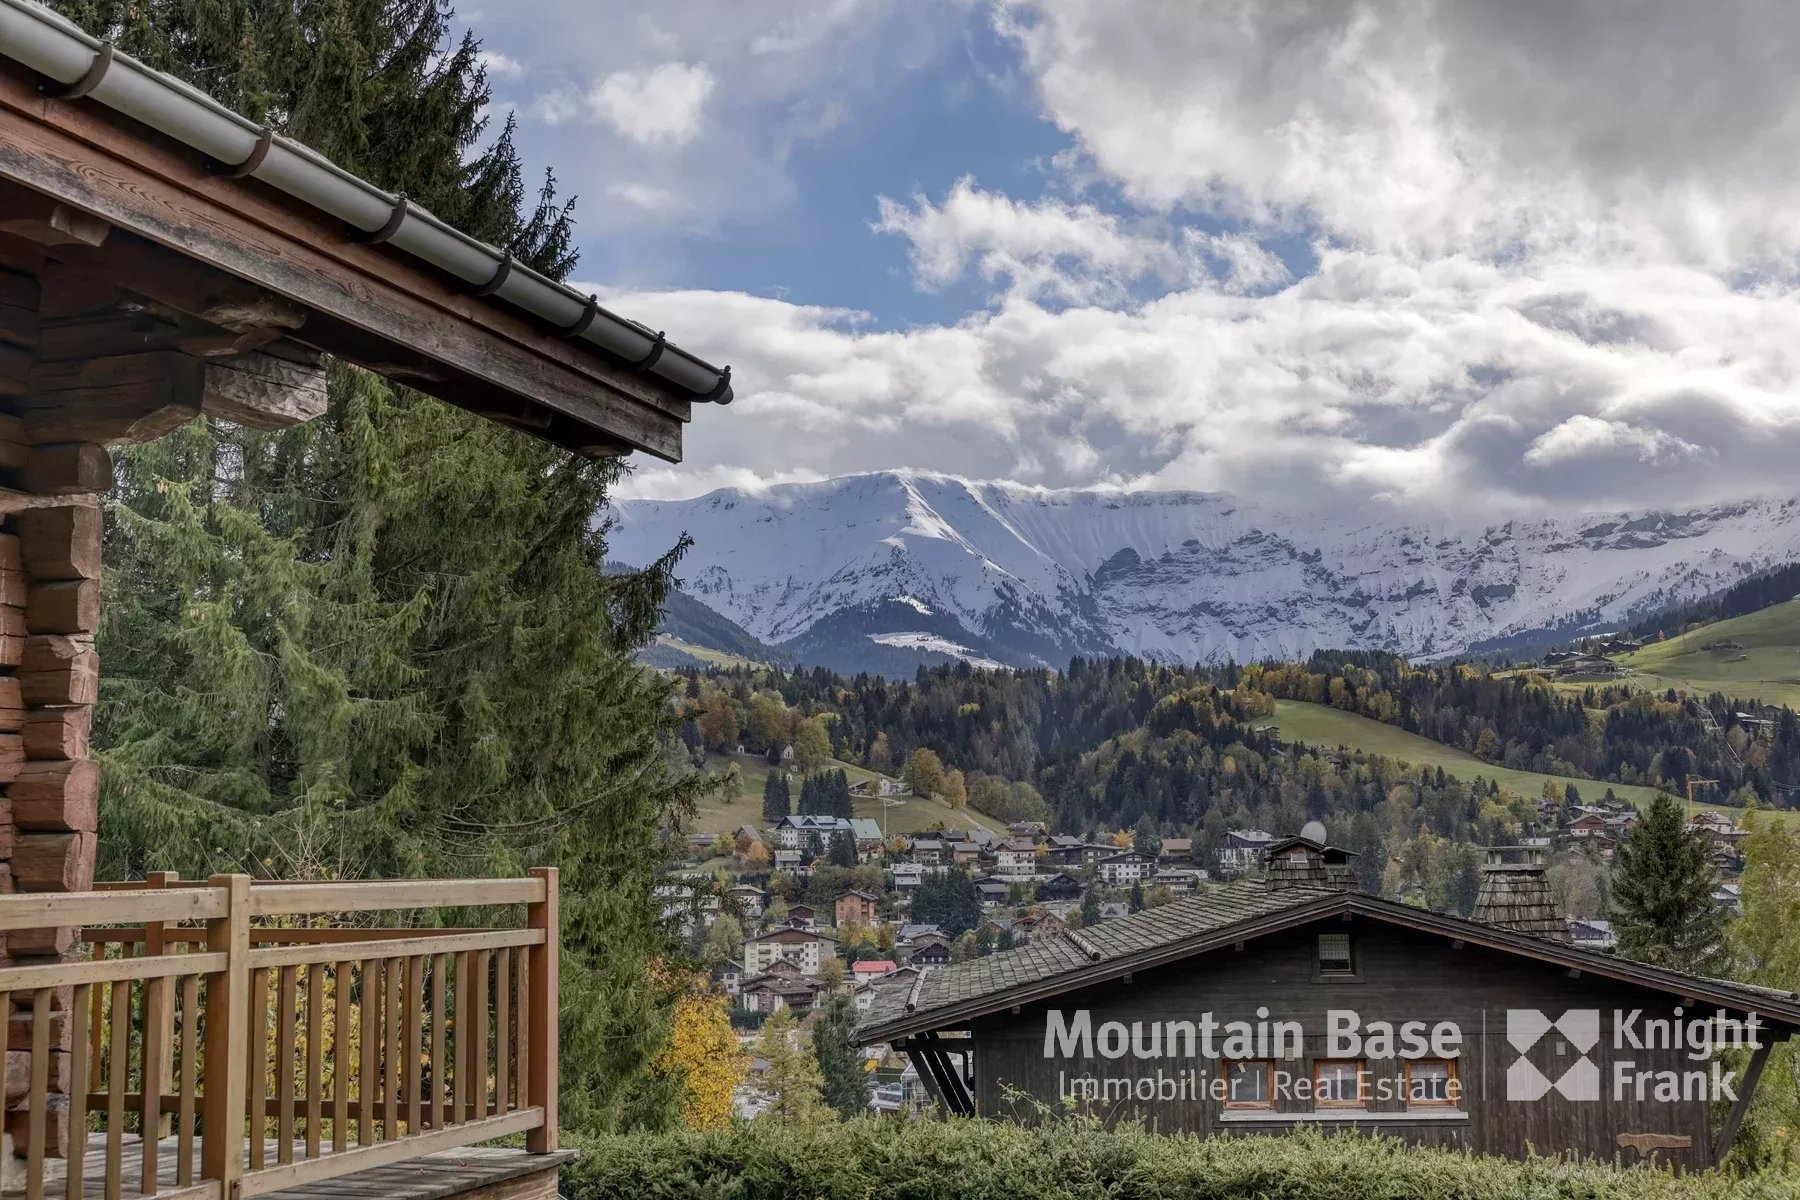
[562,1118,1800,1200]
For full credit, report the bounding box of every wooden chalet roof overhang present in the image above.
[857,883,1800,1045]
[0,0,732,461]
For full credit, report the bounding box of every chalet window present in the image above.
[1224,1060,1272,1109]
[1406,1058,1460,1108]
[1316,933,1355,975]
[1314,1059,1365,1107]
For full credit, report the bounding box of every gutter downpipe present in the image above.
[0,0,732,403]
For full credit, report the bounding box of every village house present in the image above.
[836,888,882,927]
[1016,911,1068,943]
[786,903,820,931]
[898,923,945,943]
[857,838,1798,1170]
[1566,811,1608,839]
[1008,821,1047,840]
[1555,654,1624,679]
[909,837,947,867]
[974,876,1012,907]
[729,882,767,918]
[1158,837,1193,864]
[1217,829,1275,876]
[773,848,808,878]
[951,841,984,867]
[1568,917,1617,951]
[890,861,927,899]
[740,966,828,1016]
[773,813,851,850]
[686,832,721,859]
[907,937,952,970]
[857,965,919,1012]
[1714,882,1743,916]
[996,839,1041,876]
[851,818,886,857]
[1034,872,1082,902]
[1097,850,1156,887]
[1152,868,1202,896]
[711,958,744,998]
[852,959,900,985]
[743,925,838,975]
[654,880,719,937]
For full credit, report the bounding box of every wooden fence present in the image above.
[0,869,559,1200]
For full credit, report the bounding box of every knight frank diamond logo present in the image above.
[1506,1008,1601,1101]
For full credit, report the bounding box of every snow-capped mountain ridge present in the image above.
[604,471,1800,673]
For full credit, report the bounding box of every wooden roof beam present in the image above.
[0,75,690,459]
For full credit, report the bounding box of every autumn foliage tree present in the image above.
[654,978,747,1130]
[904,747,947,798]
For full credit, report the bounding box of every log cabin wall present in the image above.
[0,241,107,1156]
[967,919,1772,1171]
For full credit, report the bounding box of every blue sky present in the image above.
[468,1,1800,520]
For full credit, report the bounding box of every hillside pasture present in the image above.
[686,752,1001,838]
[1615,598,1800,711]
[1270,699,1705,813]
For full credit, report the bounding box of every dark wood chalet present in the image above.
[0,4,733,1199]
[859,840,1800,1170]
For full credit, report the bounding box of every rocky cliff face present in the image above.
[606,471,1800,673]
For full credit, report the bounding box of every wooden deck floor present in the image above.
[1,1141,574,1200]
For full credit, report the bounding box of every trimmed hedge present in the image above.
[562,1119,1800,1200]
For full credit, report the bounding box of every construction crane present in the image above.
[1685,778,1720,824]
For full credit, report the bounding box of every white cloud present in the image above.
[477,51,523,78]
[608,182,680,211]
[994,0,1800,270]
[1523,416,1705,468]
[588,63,716,146]
[873,177,1288,302]
[600,249,1800,517]
[531,62,715,146]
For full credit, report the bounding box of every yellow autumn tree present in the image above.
[654,977,747,1129]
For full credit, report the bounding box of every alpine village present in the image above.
[0,2,1795,1200]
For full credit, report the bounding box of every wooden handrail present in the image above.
[0,890,227,931]
[248,928,543,970]
[0,951,225,990]
[249,878,546,916]
[0,871,560,1200]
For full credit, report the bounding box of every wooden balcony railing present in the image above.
[0,869,560,1200]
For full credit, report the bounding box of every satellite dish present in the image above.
[1299,819,1328,844]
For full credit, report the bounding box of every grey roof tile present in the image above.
[860,883,1334,1037]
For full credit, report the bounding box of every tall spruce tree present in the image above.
[812,994,868,1120]
[1610,793,1725,972]
[61,0,691,1133]
[763,772,791,823]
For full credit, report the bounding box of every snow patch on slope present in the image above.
[870,631,1004,669]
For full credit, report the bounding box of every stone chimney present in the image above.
[1472,847,1569,942]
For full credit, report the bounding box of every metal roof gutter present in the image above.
[0,0,732,404]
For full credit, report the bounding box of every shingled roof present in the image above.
[857,881,1800,1045]
[860,882,1338,1037]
